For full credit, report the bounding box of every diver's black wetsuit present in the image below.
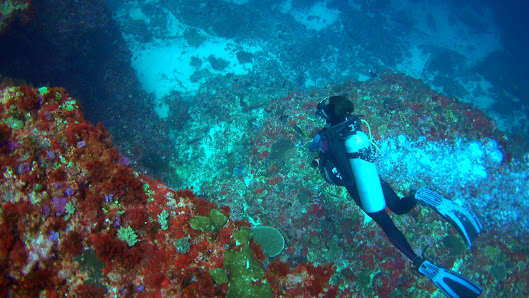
[346,181,417,260]
[311,120,418,261]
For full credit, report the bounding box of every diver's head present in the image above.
[316,96,354,124]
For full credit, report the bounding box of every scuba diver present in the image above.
[309,95,483,298]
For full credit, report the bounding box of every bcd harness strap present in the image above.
[346,145,377,163]
[333,118,377,163]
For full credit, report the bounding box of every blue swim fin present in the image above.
[415,188,482,248]
[415,258,483,298]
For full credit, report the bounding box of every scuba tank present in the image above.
[344,129,386,213]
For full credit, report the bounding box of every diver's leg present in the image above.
[367,210,417,261]
[345,185,362,206]
[380,179,416,215]
[346,185,416,259]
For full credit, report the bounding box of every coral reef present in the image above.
[0,84,337,296]
[166,70,529,297]
[1,71,528,296]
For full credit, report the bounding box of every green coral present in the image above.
[61,99,77,111]
[65,201,75,220]
[190,216,215,233]
[209,209,228,228]
[358,273,375,296]
[158,210,170,230]
[143,183,154,202]
[73,249,107,290]
[491,264,506,281]
[4,117,24,130]
[210,268,229,284]
[483,245,501,256]
[224,226,272,298]
[38,86,49,95]
[174,236,191,254]
[447,109,458,122]
[323,236,341,260]
[117,226,139,247]
[252,226,285,257]
[442,235,465,256]
[190,209,227,233]
[232,225,252,245]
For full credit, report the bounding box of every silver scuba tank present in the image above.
[344,130,386,213]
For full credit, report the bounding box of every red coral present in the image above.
[110,165,133,189]
[42,102,59,112]
[219,205,231,217]
[123,207,148,230]
[372,271,393,297]
[91,233,125,267]
[267,261,291,277]
[84,160,107,182]
[191,196,217,216]
[85,161,148,207]
[50,139,63,152]
[0,123,12,154]
[42,87,66,104]
[37,117,50,131]
[120,178,148,206]
[181,268,215,297]
[217,226,233,245]
[304,262,336,296]
[49,168,67,181]
[91,232,144,271]
[18,268,57,294]
[174,254,192,269]
[234,220,252,228]
[17,85,40,111]
[175,187,196,200]
[61,231,84,257]
[63,122,96,145]
[307,203,325,217]
[96,122,113,147]
[145,271,165,288]
[250,239,266,261]
[77,190,104,217]
[2,202,33,230]
[0,223,16,288]
[102,147,121,164]
[8,239,27,270]
[265,261,294,295]
[172,213,187,227]
[267,176,283,186]
[75,283,107,297]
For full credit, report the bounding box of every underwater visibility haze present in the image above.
[0,0,528,296]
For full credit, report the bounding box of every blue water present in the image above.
[104,0,528,136]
